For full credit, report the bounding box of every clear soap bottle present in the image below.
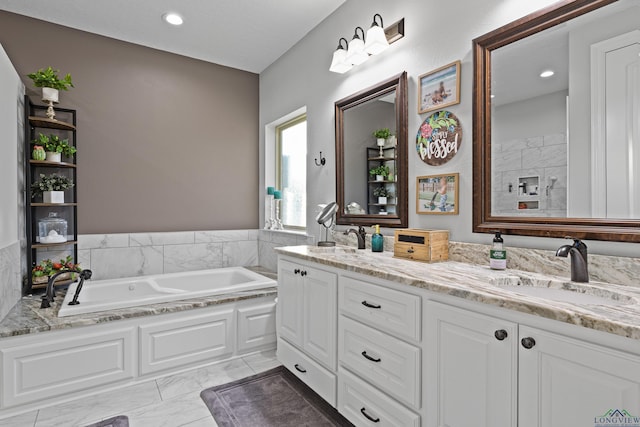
[371,224,384,252]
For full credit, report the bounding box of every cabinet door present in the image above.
[277,259,304,346]
[302,265,338,370]
[519,325,640,427]
[425,301,518,427]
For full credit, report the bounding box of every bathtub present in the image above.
[57,267,277,317]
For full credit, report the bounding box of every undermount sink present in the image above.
[489,275,634,306]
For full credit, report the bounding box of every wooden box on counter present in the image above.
[393,228,449,262]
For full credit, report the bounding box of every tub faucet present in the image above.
[344,225,366,249]
[555,238,589,283]
[41,269,92,309]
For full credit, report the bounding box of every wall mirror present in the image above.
[473,0,640,242]
[335,72,408,227]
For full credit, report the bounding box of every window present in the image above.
[276,114,307,229]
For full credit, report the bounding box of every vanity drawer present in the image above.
[277,338,336,407]
[338,367,420,427]
[338,316,421,408]
[339,276,421,342]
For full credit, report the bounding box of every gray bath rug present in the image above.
[85,415,129,427]
[200,366,353,426]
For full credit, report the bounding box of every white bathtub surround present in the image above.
[258,229,315,272]
[0,242,21,322]
[79,229,261,280]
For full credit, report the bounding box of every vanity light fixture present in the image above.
[365,14,389,55]
[162,12,184,26]
[346,27,369,65]
[540,70,555,78]
[329,16,404,73]
[329,38,352,74]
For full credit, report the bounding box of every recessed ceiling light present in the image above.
[540,70,555,78]
[162,13,183,26]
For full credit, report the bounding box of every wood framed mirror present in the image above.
[335,72,408,227]
[472,0,640,242]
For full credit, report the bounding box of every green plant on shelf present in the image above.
[373,186,392,197]
[27,66,74,90]
[372,128,392,139]
[32,256,80,280]
[33,133,76,157]
[369,165,390,178]
[31,173,74,197]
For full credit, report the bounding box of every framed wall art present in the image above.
[416,173,459,214]
[418,60,461,114]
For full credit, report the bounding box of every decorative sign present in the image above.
[415,110,462,166]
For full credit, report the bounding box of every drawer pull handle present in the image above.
[494,329,508,341]
[407,247,415,253]
[294,269,300,274]
[301,270,307,276]
[294,364,307,373]
[361,351,381,363]
[360,407,380,423]
[361,300,381,309]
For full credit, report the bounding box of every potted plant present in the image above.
[27,66,74,119]
[27,66,74,102]
[32,255,80,284]
[372,128,392,155]
[33,133,76,162]
[369,165,389,181]
[31,173,74,204]
[373,186,392,204]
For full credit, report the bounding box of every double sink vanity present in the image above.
[275,245,640,427]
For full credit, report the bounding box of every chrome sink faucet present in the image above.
[555,238,589,283]
[344,225,366,249]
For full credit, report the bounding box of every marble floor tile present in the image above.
[126,390,213,427]
[156,358,252,401]
[180,416,218,426]
[35,381,161,427]
[0,410,38,427]
[242,349,280,373]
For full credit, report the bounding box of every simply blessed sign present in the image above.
[416,110,462,166]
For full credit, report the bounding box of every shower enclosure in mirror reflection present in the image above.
[473,0,640,242]
[335,72,408,228]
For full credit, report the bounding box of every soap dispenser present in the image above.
[371,225,384,252]
[490,231,507,270]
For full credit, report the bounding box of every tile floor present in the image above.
[1,349,281,427]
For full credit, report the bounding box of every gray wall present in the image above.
[0,11,259,234]
[259,0,639,258]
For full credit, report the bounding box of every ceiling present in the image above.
[0,0,346,73]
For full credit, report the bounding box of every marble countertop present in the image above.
[0,267,277,339]
[276,245,640,340]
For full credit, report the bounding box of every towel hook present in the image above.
[314,151,326,166]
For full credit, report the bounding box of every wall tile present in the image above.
[163,243,223,273]
[195,230,251,243]
[90,246,164,280]
[129,231,195,247]
[78,234,129,250]
[223,241,258,267]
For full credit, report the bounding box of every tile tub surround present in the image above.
[276,245,640,340]
[78,230,261,280]
[0,242,21,322]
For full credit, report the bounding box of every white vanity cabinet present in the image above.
[276,256,338,405]
[518,325,640,427]
[338,275,422,426]
[426,300,640,427]
[425,301,518,427]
